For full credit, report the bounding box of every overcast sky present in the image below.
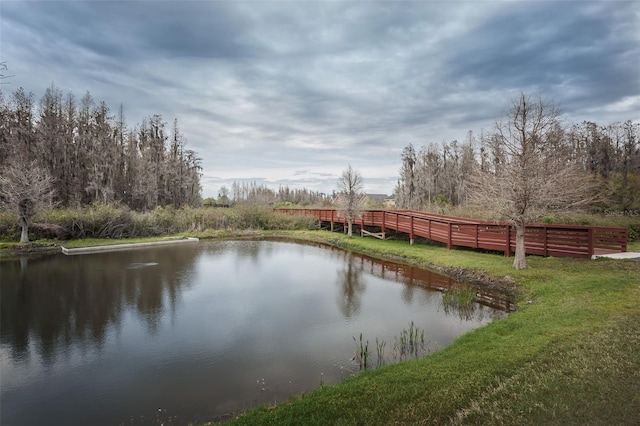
[1,1,639,198]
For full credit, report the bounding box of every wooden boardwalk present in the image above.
[276,209,628,259]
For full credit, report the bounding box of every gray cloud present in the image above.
[2,0,638,198]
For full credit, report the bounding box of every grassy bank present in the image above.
[219,231,640,425]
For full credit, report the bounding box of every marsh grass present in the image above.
[392,321,426,361]
[352,333,370,370]
[0,204,318,242]
[442,286,478,320]
[353,322,429,373]
[375,338,386,367]
[443,287,476,307]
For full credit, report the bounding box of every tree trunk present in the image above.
[19,216,29,243]
[347,219,353,237]
[513,219,527,269]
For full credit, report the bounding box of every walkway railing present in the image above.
[276,208,627,259]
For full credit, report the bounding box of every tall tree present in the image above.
[468,93,596,269]
[10,88,36,162]
[36,85,67,203]
[396,144,417,208]
[337,165,367,237]
[0,90,11,168]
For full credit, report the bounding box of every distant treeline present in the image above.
[211,181,330,206]
[395,121,640,211]
[0,85,202,210]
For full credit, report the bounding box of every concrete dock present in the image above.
[592,251,640,260]
[61,237,200,255]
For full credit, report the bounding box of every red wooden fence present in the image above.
[276,208,628,259]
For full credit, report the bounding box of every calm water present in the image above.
[0,240,511,425]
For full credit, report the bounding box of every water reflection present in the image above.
[0,240,513,426]
[336,252,366,318]
[1,246,200,364]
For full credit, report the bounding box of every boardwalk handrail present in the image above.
[276,208,627,259]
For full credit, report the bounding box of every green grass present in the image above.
[217,231,640,425]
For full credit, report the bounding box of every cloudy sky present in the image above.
[1,1,638,198]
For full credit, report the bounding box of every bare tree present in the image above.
[396,144,417,208]
[468,93,596,269]
[337,165,367,237]
[0,161,56,242]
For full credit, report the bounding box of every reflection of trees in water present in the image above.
[220,240,274,269]
[336,252,366,318]
[233,240,263,263]
[0,246,200,363]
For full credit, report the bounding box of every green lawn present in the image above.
[219,231,640,425]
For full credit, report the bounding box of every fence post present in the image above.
[475,224,479,248]
[447,222,452,250]
[588,228,594,258]
[410,215,415,245]
[505,224,511,257]
[381,211,386,239]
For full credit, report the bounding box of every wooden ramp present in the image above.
[276,209,628,259]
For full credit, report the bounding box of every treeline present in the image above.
[395,121,640,211]
[220,181,329,206]
[0,85,202,210]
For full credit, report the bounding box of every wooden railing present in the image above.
[276,208,628,259]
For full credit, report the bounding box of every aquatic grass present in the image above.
[443,286,476,307]
[393,321,427,361]
[353,323,429,372]
[375,338,386,367]
[352,333,370,370]
[443,286,478,320]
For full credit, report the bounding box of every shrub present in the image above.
[0,204,320,241]
[0,211,19,241]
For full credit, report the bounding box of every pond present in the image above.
[0,240,512,425]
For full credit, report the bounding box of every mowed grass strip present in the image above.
[222,231,640,425]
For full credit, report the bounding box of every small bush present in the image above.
[0,212,19,241]
[33,203,135,240]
